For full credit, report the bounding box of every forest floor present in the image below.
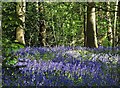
[2,46,120,86]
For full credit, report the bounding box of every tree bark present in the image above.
[113,0,118,47]
[38,2,46,46]
[16,0,26,45]
[86,2,98,48]
[106,1,113,46]
[118,1,120,18]
[117,1,120,46]
[84,4,87,47]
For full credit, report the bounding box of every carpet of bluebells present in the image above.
[2,46,120,86]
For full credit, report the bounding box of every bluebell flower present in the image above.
[2,46,119,86]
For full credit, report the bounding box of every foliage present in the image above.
[2,2,24,61]
[1,2,120,87]
[17,2,86,46]
[2,38,24,66]
[2,46,120,86]
[96,2,120,46]
[2,2,19,41]
[44,2,84,46]
[2,2,120,47]
[25,2,40,46]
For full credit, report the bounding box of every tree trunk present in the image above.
[84,4,87,47]
[0,2,1,45]
[113,0,119,47]
[16,0,26,45]
[38,2,46,46]
[117,1,120,46]
[106,1,113,46]
[118,1,120,18]
[86,2,98,48]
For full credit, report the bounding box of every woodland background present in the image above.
[2,2,120,50]
[1,1,120,86]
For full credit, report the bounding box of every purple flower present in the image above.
[2,46,119,86]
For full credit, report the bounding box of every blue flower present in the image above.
[2,46,119,86]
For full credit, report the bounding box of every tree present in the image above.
[0,2,1,29]
[16,0,26,45]
[106,1,113,46]
[83,3,87,47]
[115,1,120,46]
[86,2,98,48]
[113,0,119,47]
[39,19,46,46]
[0,2,1,46]
[36,2,46,46]
[118,1,120,17]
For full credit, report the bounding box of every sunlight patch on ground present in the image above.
[64,50,90,58]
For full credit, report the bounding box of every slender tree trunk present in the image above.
[117,1,120,46]
[16,0,26,45]
[106,1,113,46]
[37,3,46,46]
[86,2,98,48]
[84,4,87,47]
[0,2,1,46]
[118,1,120,18]
[113,0,118,47]
[116,1,120,85]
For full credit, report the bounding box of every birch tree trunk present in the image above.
[113,0,118,47]
[86,2,98,48]
[16,0,26,45]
